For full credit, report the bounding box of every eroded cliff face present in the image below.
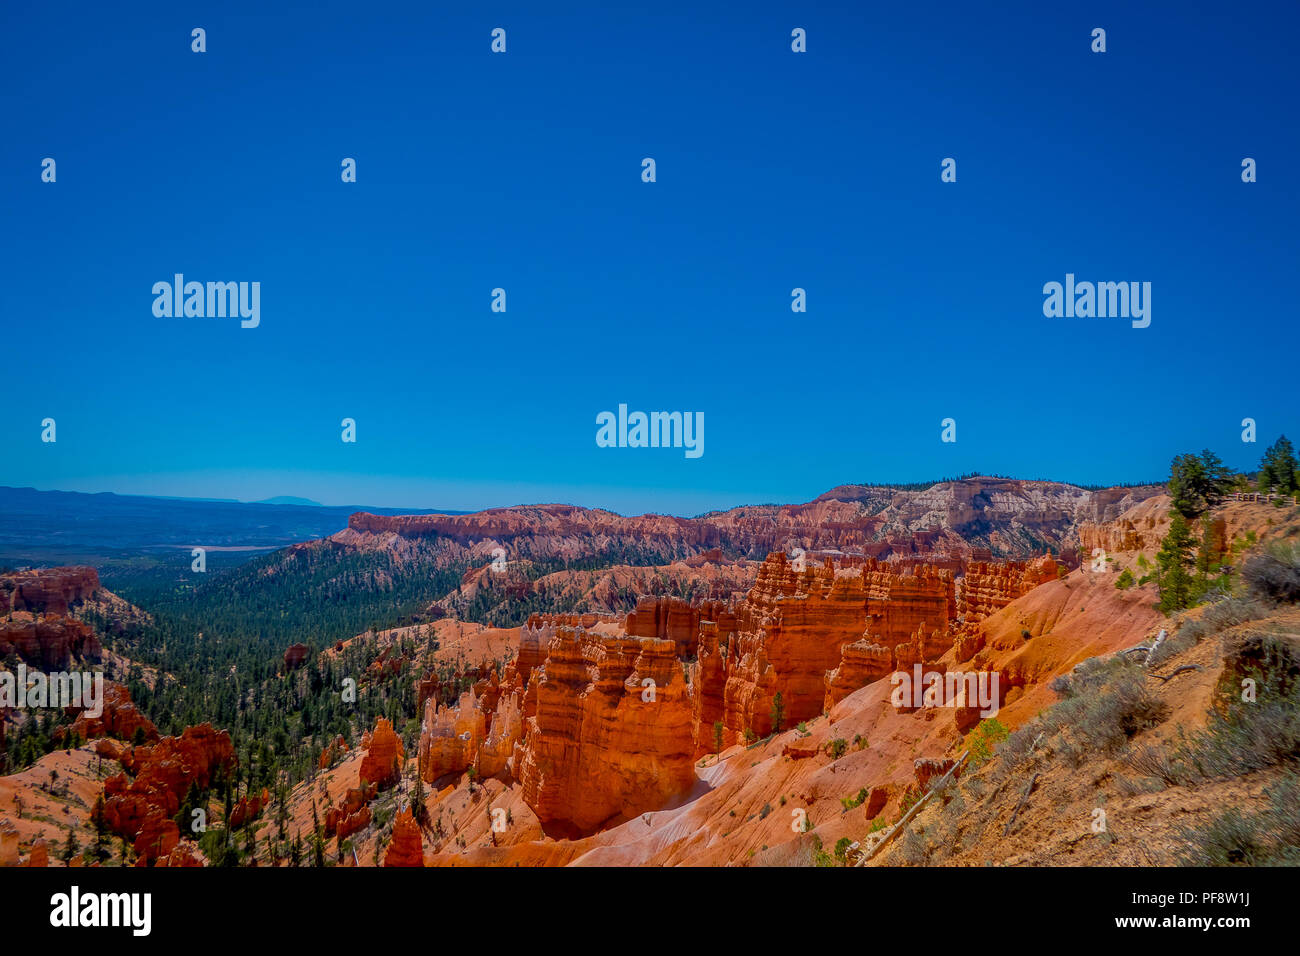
[0,614,100,669]
[816,478,1160,545]
[711,557,871,744]
[412,602,702,834]
[323,480,1162,579]
[691,554,955,750]
[103,724,236,864]
[58,681,158,745]
[824,639,893,709]
[514,627,695,835]
[411,552,1067,839]
[0,567,104,670]
[418,689,485,781]
[0,567,100,616]
[624,596,733,658]
[1077,494,1172,555]
[957,556,1061,621]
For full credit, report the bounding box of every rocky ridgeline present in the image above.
[415,550,1063,835]
[0,567,100,616]
[331,479,1162,571]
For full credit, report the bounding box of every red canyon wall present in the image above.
[957,556,1061,621]
[0,567,100,616]
[412,551,1063,837]
[0,568,103,668]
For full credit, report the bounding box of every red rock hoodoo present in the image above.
[957,556,1060,621]
[359,718,405,790]
[693,554,954,751]
[515,625,696,834]
[103,723,236,865]
[383,807,424,866]
[283,643,310,670]
[0,615,100,669]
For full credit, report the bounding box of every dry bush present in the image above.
[1049,670,1170,754]
[1176,773,1300,866]
[1242,542,1300,604]
[1177,632,1300,779]
[1124,743,1183,787]
[1176,808,1266,865]
[892,825,932,866]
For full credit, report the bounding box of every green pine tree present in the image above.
[91,794,109,861]
[1169,450,1235,518]
[1157,513,1196,613]
[60,828,79,866]
[1197,515,1218,577]
[1258,436,1299,494]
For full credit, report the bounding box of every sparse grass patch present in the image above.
[1176,808,1268,866]
[1152,596,1268,667]
[1113,773,1165,798]
[992,723,1043,781]
[841,787,869,812]
[1266,773,1300,856]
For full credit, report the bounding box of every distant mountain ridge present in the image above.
[0,486,463,565]
[332,476,1165,568]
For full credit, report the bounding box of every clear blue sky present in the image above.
[2,1,1296,515]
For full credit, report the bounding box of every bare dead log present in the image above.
[1002,771,1040,836]
[1143,629,1168,668]
[1151,664,1202,683]
[856,750,969,866]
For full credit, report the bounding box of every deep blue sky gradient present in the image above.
[2,1,1296,514]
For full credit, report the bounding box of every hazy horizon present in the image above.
[0,466,1174,521]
